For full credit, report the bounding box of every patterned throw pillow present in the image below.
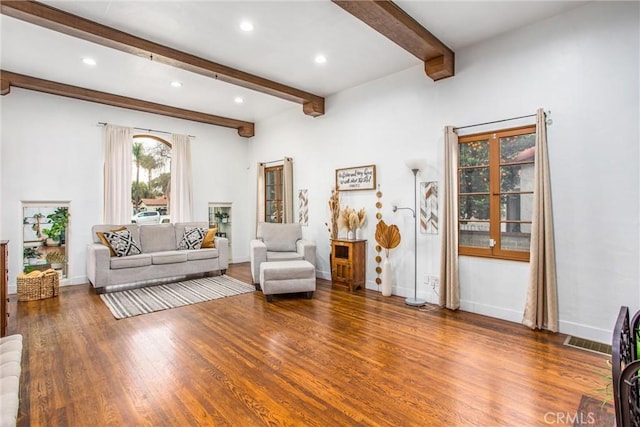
[178,227,207,250]
[103,229,142,257]
[200,228,218,249]
[96,226,127,257]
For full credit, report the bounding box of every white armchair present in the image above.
[250,223,316,285]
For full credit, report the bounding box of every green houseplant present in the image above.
[23,247,42,265]
[215,210,229,223]
[43,207,69,245]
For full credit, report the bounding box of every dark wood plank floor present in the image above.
[7,263,613,426]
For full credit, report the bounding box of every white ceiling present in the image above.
[1,1,588,124]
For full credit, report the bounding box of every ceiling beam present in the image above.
[0,0,325,117]
[0,70,255,138]
[332,0,454,81]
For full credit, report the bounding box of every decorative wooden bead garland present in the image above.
[374,185,383,287]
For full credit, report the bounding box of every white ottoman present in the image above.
[1,334,23,427]
[259,260,316,302]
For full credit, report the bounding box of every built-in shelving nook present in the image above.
[22,201,70,282]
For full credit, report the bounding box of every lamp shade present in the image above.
[404,158,426,172]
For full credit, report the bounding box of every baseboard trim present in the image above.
[459,300,524,324]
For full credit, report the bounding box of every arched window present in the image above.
[131,135,172,222]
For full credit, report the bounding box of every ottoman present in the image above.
[259,260,316,302]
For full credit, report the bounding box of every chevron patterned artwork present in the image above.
[298,189,308,225]
[420,181,438,234]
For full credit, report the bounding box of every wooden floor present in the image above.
[7,263,613,426]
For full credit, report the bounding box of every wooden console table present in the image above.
[331,239,366,292]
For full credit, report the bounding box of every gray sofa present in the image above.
[250,222,316,285]
[87,222,228,293]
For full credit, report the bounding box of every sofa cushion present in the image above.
[174,222,209,245]
[201,228,218,248]
[151,251,188,265]
[185,248,218,261]
[140,224,176,253]
[96,226,126,256]
[103,229,142,257]
[178,226,207,250]
[92,224,140,244]
[266,251,304,262]
[259,223,301,252]
[110,254,151,269]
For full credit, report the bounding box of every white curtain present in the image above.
[256,162,265,229]
[522,109,559,332]
[283,157,294,223]
[103,124,133,224]
[170,133,193,223]
[439,126,460,309]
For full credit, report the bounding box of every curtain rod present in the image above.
[260,157,292,166]
[97,122,195,138]
[453,111,549,131]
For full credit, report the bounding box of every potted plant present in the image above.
[43,207,69,246]
[46,250,66,270]
[23,246,42,265]
[215,210,229,223]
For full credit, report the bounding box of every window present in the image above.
[458,125,536,261]
[132,135,171,220]
[265,165,284,223]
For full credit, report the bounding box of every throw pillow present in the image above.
[178,226,207,250]
[200,228,218,249]
[96,226,127,257]
[103,229,142,257]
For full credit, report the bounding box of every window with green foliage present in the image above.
[265,165,284,223]
[132,135,171,216]
[458,125,536,261]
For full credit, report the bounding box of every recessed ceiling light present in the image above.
[240,21,254,32]
[314,54,327,64]
[82,57,96,66]
[170,81,183,88]
[234,96,244,104]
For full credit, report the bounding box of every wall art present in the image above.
[335,164,376,191]
[420,181,438,234]
[298,189,308,226]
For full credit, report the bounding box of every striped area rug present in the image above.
[100,275,255,319]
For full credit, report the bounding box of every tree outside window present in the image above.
[458,125,536,261]
[132,136,171,216]
[265,165,284,223]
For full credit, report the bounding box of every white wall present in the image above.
[247,2,639,342]
[0,88,250,293]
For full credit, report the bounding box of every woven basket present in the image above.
[41,270,59,299]
[17,274,45,301]
[17,269,60,301]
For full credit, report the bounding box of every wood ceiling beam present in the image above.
[0,70,255,138]
[332,0,454,81]
[0,0,324,117]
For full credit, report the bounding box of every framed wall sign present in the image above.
[336,165,376,191]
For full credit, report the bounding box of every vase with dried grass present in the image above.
[375,220,401,296]
[339,206,367,240]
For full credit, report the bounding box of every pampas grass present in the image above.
[327,188,340,239]
[339,206,366,232]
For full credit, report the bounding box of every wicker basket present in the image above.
[17,269,59,301]
[41,269,59,299]
[17,273,45,301]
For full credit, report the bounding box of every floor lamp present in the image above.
[393,159,426,307]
